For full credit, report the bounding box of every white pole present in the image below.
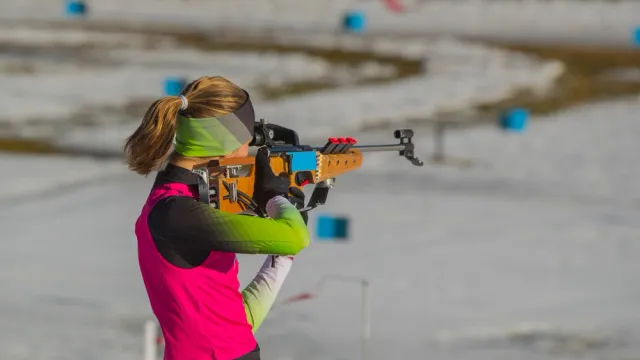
[433,121,446,163]
[361,280,371,360]
[143,319,158,360]
[315,275,371,360]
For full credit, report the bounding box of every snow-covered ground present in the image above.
[0,26,347,126]
[0,25,564,152]
[253,97,640,360]
[1,97,639,360]
[0,47,331,123]
[1,0,639,46]
[57,40,564,152]
[359,98,640,206]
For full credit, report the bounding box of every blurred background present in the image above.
[1,0,640,359]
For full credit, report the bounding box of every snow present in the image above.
[0,26,338,125]
[252,36,564,137]
[0,154,128,202]
[249,98,640,360]
[56,42,563,150]
[0,49,329,123]
[0,164,151,360]
[359,97,640,205]
[1,0,639,46]
[0,25,564,151]
[0,27,174,47]
[1,1,639,359]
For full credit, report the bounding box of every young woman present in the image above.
[124,76,310,360]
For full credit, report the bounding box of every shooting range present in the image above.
[2,0,640,359]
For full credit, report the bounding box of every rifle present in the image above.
[192,119,424,216]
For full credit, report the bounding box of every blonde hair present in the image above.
[124,76,247,176]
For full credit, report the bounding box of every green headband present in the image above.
[174,114,253,157]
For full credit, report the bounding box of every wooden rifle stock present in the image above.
[191,128,423,215]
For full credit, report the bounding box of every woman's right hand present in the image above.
[253,147,291,212]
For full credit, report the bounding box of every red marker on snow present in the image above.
[282,292,315,304]
[383,0,404,13]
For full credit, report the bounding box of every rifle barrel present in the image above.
[268,143,407,154]
[351,144,406,152]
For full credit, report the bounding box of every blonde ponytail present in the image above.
[124,96,183,175]
[124,76,248,176]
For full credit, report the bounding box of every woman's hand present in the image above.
[253,147,309,224]
[253,147,291,211]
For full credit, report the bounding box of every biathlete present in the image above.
[124,76,310,360]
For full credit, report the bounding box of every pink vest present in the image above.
[135,183,257,360]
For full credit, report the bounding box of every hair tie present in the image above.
[179,95,188,110]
